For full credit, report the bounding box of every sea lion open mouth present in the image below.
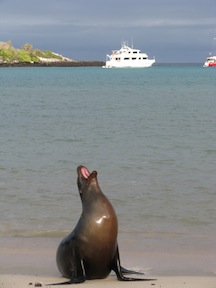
[81,166,90,179]
[78,166,97,182]
[77,166,98,195]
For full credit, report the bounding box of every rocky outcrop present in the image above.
[0,41,104,66]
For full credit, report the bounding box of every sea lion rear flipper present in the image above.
[112,246,156,282]
[120,266,144,275]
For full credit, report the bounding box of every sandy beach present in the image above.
[1,237,215,288]
[1,274,216,288]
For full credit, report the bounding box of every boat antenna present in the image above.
[121,37,125,45]
[131,37,133,48]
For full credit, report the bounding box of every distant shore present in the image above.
[0,62,204,68]
[0,61,105,67]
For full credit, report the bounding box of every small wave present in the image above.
[55,138,83,143]
[205,149,216,155]
[0,229,70,238]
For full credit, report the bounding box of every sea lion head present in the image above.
[77,165,101,202]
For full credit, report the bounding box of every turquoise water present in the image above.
[0,66,215,275]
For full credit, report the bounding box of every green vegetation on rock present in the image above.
[0,41,65,64]
[17,50,34,63]
[35,50,62,59]
[0,48,16,62]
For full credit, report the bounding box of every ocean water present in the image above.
[0,65,215,275]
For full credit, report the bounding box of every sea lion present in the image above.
[54,165,155,284]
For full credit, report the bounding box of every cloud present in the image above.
[1,0,216,62]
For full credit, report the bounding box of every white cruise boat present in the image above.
[103,42,155,68]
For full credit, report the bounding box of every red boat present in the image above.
[203,55,216,67]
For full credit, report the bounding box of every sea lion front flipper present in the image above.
[47,246,86,285]
[70,259,86,284]
[46,258,85,286]
[112,246,156,282]
[69,244,86,284]
[47,260,86,285]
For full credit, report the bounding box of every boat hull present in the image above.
[208,62,216,67]
[203,62,216,67]
[104,59,155,68]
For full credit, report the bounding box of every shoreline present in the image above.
[0,61,105,67]
[0,62,204,68]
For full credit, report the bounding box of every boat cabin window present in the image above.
[133,51,138,54]
[132,58,137,60]
[143,57,147,60]
[124,57,129,60]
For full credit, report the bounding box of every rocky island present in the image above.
[0,41,104,67]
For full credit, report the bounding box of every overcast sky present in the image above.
[1,0,216,63]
